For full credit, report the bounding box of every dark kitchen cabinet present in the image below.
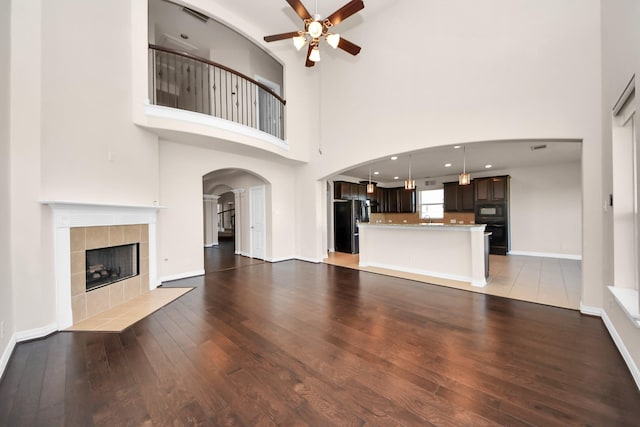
[444,181,475,212]
[334,181,367,201]
[474,176,509,202]
[386,188,399,212]
[334,181,351,200]
[398,188,416,213]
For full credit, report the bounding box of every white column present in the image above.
[203,194,219,247]
[233,189,245,255]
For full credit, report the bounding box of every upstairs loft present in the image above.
[148,43,286,141]
[135,0,298,162]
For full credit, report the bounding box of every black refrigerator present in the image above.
[334,200,369,254]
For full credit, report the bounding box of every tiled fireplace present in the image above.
[45,202,159,330]
[70,224,150,324]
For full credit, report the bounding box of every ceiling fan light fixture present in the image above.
[309,46,321,62]
[326,33,340,48]
[308,20,323,38]
[293,35,307,50]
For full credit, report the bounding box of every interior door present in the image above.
[250,185,266,260]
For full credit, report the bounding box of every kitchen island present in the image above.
[358,223,488,286]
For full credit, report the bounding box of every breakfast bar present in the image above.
[358,223,488,286]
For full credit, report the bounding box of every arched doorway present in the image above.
[202,169,269,267]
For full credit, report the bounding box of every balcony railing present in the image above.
[149,44,286,140]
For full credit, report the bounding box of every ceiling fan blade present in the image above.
[337,37,361,56]
[264,31,300,42]
[286,0,312,21]
[305,44,315,67]
[325,0,364,27]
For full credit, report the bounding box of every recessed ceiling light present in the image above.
[485,164,492,168]
[453,145,461,149]
[373,171,380,175]
[444,163,452,167]
[394,176,399,180]
[391,156,398,160]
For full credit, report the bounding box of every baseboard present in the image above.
[509,250,582,260]
[0,333,17,381]
[295,256,323,264]
[601,309,640,390]
[160,269,205,283]
[15,322,58,342]
[266,256,295,263]
[580,302,603,317]
[361,261,473,285]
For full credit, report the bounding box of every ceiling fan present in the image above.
[264,0,364,67]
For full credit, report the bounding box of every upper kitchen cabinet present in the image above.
[444,181,475,212]
[475,176,510,202]
[334,181,367,201]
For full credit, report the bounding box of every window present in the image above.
[612,86,637,291]
[610,77,639,326]
[419,189,444,220]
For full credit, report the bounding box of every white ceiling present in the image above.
[337,140,582,185]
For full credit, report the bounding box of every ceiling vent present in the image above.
[530,144,547,151]
[424,179,437,186]
[182,7,209,23]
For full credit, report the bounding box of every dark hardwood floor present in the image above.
[1,240,639,426]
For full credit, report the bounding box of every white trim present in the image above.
[159,269,205,283]
[509,250,582,260]
[295,256,323,264]
[265,256,293,263]
[144,102,289,151]
[15,323,57,342]
[204,243,218,248]
[358,261,485,287]
[601,309,640,390]
[608,286,640,327]
[0,334,17,380]
[580,302,603,317]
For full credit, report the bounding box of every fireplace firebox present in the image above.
[86,243,140,291]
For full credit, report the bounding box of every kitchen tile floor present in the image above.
[324,252,581,310]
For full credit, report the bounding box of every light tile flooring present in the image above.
[66,287,193,332]
[324,252,581,310]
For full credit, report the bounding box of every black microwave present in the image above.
[476,204,504,217]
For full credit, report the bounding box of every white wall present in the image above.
[9,0,53,335]
[505,162,582,257]
[40,0,159,204]
[0,0,15,369]
[157,140,297,280]
[601,0,640,385]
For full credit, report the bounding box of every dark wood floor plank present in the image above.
[2,241,640,426]
[6,339,48,426]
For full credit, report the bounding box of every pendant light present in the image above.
[405,155,415,190]
[367,168,375,194]
[459,146,471,185]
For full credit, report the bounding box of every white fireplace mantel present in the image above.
[42,201,163,330]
